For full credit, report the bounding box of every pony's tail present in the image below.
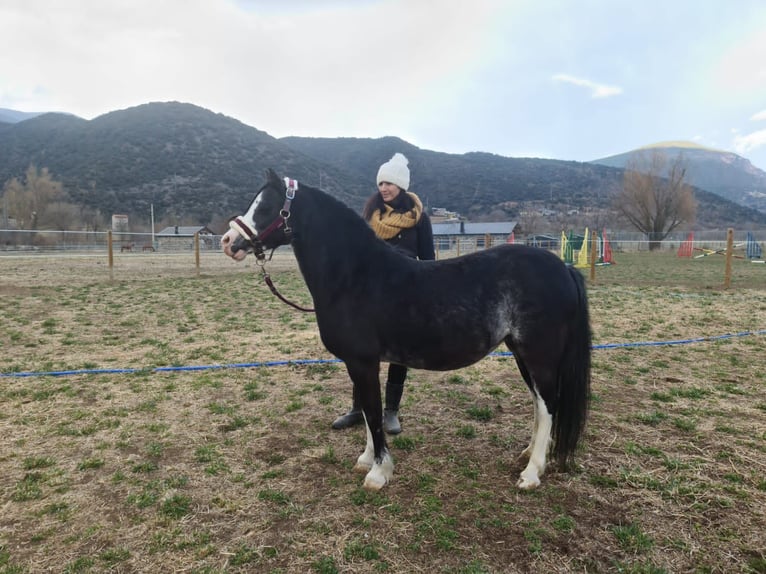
[552,266,592,470]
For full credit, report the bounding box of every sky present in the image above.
[2,0,766,170]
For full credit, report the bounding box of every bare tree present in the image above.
[518,209,542,236]
[1,165,67,229]
[79,206,106,232]
[42,202,81,230]
[614,150,696,250]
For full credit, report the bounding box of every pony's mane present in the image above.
[296,182,381,244]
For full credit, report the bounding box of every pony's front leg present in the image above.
[354,413,394,491]
[346,361,393,491]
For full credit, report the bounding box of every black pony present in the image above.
[222,169,591,491]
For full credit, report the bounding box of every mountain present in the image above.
[281,136,624,215]
[592,141,766,213]
[0,102,367,223]
[281,136,766,228]
[1,102,765,231]
[0,108,47,124]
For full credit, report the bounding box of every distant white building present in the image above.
[111,214,129,231]
[430,207,460,222]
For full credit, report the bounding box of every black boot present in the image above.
[383,381,405,435]
[332,386,364,430]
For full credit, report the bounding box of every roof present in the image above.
[156,225,214,236]
[432,221,517,236]
[527,234,559,240]
[432,222,463,236]
[464,222,517,235]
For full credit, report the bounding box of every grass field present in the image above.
[0,250,764,573]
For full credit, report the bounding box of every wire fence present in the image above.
[1,228,763,258]
[3,328,764,379]
[0,229,219,253]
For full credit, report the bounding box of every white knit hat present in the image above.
[376,153,410,191]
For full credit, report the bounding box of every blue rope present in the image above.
[1,329,764,379]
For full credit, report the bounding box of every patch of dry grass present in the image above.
[0,251,764,573]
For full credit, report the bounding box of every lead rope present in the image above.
[258,263,315,313]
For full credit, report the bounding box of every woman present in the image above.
[332,152,435,434]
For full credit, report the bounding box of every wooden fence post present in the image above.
[194,232,200,276]
[724,228,734,289]
[107,230,114,281]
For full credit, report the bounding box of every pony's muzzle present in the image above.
[222,226,251,261]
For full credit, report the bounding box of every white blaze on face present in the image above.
[242,193,262,225]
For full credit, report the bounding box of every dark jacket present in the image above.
[364,191,435,261]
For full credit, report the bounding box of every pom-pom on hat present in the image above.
[376,153,410,191]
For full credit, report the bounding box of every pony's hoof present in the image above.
[362,472,387,491]
[516,475,541,490]
[362,455,394,490]
[353,461,372,474]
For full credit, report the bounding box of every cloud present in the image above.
[552,74,623,98]
[712,26,766,95]
[0,0,504,137]
[751,110,766,122]
[733,129,766,155]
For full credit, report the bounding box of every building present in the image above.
[432,221,517,250]
[156,225,216,250]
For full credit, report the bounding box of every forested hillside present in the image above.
[283,136,766,228]
[0,103,367,226]
[1,102,765,231]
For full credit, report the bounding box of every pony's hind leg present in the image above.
[513,355,539,460]
[519,399,539,460]
[512,352,554,489]
[517,392,552,490]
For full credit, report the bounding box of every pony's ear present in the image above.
[265,168,281,186]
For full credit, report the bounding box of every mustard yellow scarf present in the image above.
[368,192,423,240]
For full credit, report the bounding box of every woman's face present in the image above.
[378,181,402,203]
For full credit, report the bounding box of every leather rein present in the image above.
[229,178,315,313]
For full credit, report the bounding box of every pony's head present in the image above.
[222,169,296,261]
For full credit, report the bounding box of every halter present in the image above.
[229,177,314,313]
[229,177,298,262]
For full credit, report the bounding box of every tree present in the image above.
[1,165,67,229]
[614,150,696,250]
[517,209,542,236]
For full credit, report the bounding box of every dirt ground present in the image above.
[0,251,764,573]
